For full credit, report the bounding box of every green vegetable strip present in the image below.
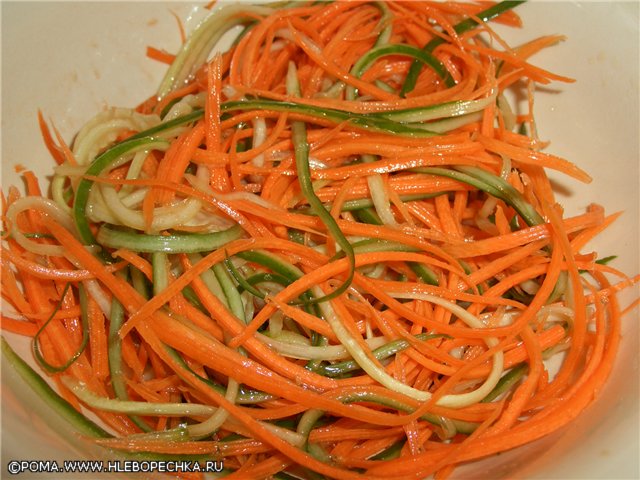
[292,193,441,215]
[400,0,527,96]
[188,253,229,309]
[244,272,292,289]
[5,339,233,458]
[333,239,419,258]
[73,137,170,245]
[345,211,440,286]
[481,363,528,403]
[297,409,332,463]
[297,390,478,452]
[304,333,330,374]
[316,192,446,216]
[409,262,439,286]
[200,261,245,437]
[317,333,446,377]
[96,224,243,253]
[151,252,169,296]
[236,250,303,283]
[213,262,246,323]
[32,284,89,374]
[372,1,393,46]
[353,207,383,225]
[225,97,490,125]
[225,255,265,299]
[231,251,318,314]
[360,152,397,226]
[595,255,617,266]
[2,336,112,439]
[121,426,190,443]
[371,440,404,460]
[182,285,207,312]
[346,2,396,102]
[415,166,543,227]
[455,165,544,226]
[130,265,151,300]
[62,377,218,416]
[224,256,294,301]
[335,390,477,434]
[288,63,355,304]
[350,44,455,101]
[372,98,493,123]
[287,228,306,244]
[222,99,437,137]
[108,272,152,432]
[165,344,273,404]
[547,270,568,304]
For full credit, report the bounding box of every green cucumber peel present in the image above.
[409,262,439,286]
[373,1,393,46]
[213,262,247,323]
[224,255,293,300]
[481,363,528,403]
[96,224,243,253]
[244,272,292,289]
[151,252,169,296]
[292,117,355,305]
[316,333,447,377]
[296,387,478,444]
[455,165,544,226]
[369,97,494,123]
[371,440,404,460]
[288,60,355,305]
[224,254,266,299]
[222,99,437,137]
[596,255,617,265]
[108,271,152,432]
[164,344,274,404]
[400,0,527,96]
[236,250,303,283]
[348,43,454,101]
[293,193,442,216]
[353,207,383,225]
[32,283,89,374]
[414,166,543,227]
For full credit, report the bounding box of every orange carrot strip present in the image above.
[146,46,176,65]
[37,111,65,165]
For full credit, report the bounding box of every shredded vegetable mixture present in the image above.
[2,1,639,479]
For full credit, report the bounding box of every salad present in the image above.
[2,1,638,479]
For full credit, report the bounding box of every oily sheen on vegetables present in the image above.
[2,1,638,479]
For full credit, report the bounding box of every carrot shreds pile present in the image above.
[2,1,638,479]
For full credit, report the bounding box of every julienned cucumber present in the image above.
[1,336,111,439]
[97,224,244,253]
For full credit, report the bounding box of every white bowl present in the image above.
[2,2,638,479]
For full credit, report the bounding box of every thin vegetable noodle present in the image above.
[2,1,639,479]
